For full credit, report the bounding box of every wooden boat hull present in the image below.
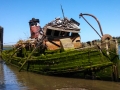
[2,42,118,79]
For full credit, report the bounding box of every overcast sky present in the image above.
[0,0,120,45]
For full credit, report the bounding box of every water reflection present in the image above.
[0,62,4,89]
[0,62,27,90]
[0,63,119,90]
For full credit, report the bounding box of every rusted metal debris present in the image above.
[79,13,113,43]
[46,17,80,31]
[79,13,103,38]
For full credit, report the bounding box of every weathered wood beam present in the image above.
[47,26,80,33]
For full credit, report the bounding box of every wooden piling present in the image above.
[0,41,1,60]
[111,39,119,81]
[0,26,3,60]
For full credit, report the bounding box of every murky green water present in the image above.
[0,46,120,90]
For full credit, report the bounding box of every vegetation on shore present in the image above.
[3,45,13,50]
[3,45,12,47]
[113,36,120,44]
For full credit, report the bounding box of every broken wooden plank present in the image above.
[60,38,74,51]
[47,26,80,33]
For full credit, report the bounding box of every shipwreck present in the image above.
[1,13,120,81]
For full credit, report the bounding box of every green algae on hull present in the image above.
[1,47,114,78]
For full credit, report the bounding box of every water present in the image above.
[0,63,27,90]
[0,63,120,90]
[0,46,120,90]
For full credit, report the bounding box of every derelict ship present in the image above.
[1,13,119,80]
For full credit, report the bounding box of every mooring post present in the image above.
[111,40,119,81]
[0,41,1,60]
[115,39,120,81]
[115,40,119,81]
[0,26,3,60]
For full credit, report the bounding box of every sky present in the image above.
[0,0,120,45]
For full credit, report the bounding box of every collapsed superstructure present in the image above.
[14,17,82,54]
[43,17,81,50]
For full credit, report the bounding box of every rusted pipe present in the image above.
[79,13,103,38]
